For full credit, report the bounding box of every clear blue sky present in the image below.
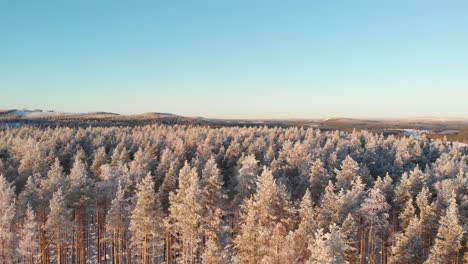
[1,1,467,119]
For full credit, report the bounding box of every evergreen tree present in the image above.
[18,175,40,217]
[106,183,130,264]
[234,167,295,263]
[0,174,16,263]
[200,157,226,242]
[307,224,347,264]
[341,214,359,263]
[308,159,331,203]
[415,186,437,255]
[360,186,389,263]
[335,155,360,191]
[293,189,317,262]
[389,215,424,264]
[159,161,179,212]
[129,173,163,263]
[45,188,71,264]
[67,154,94,263]
[317,181,343,229]
[165,162,202,264]
[91,146,107,178]
[18,204,39,264]
[425,193,464,263]
[399,197,415,231]
[202,237,225,264]
[235,154,259,203]
[41,158,66,202]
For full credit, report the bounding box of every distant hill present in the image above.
[1,109,467,143]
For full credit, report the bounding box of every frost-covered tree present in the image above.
[308,159,331,203]
[425,193,464,263]
[335,155,360,191]
[292,189,317,262]
[360,185,389,263]
[45,188,71,264]
[415,186,437,253]
[234,154,259,204]
[67,154,94,263]
[41,158,66,202]
[159,161,179,212]
[0,175,16,263]
[129,173,163,263]
[399,197,416,231]
[165,162,202,264]
[389,215,424,264]
[234,167,295,263]
[0,120,465,263]
[18,204,39,264]
[317,181,343,229]
[18,175,40,217]
[106,183,130,264]
[91,146,107,177]
[200,157,226,242]
[307,224,347,264]
[202,236,226,264]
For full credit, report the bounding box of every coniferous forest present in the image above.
[0,124,466,264]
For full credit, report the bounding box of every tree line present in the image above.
[0,124,466,263]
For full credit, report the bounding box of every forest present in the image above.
[0,124,466,263]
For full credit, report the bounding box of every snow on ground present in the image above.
[10,109,75,118]
[452,141,468,149]
[395,129,432,139]
[0,109,81,119]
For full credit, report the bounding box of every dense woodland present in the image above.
[0,124,466,264]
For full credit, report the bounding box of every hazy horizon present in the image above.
[2,1,468,119]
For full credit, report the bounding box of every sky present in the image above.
[1,1,467,119]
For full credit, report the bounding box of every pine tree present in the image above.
[41,158,66,202]
[389,215,424,264]
[91,146,107,178]
[45,188,72,264]
[340,176,365,223]
[18,175,40,217]
[308,159,331,203]
[399,197,415,231]
[293,189,317,262]
[0,174,16,263]
[425,193,464,263]
[307,224,347,264]
[67,155,94,264]
[360,186,389,263]
[233,200,258,264]
[260,222,290,264]
[106,183,130,264]
[129,147,150,183]
[335,155,360,191]
[129,172,163,264]
[235,154,259,204]
[317,181,343,229]
[415,187,437,256]
[394,172,413,210]
[18,204,39,264]
[156,148,177,188]
[200,157,226,242]
[159,161,179,212]
[341,214,359,263]
[68,155,94,208]
[234,167,295,263]
[297,189,317,240]
[165,162,202,264]
[307,229,333,264]
[202,237,224,264]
